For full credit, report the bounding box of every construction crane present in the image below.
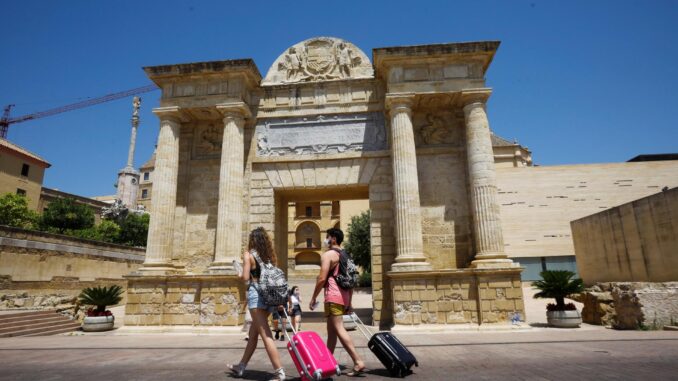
[0,84,158,139]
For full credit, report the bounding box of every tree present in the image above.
[0,193,39,229]
[117,213,150,247]
[344,211,371,272]
[41,197,94,233]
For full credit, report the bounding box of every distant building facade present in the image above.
[0,139,51,210]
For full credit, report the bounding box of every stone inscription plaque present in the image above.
[255,112,386,156]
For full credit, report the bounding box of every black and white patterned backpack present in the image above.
[331,248,359,289]
[251,251,288,306]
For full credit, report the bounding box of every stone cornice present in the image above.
[373,41,500,73]
[216,101,252,119]
[144,59,261,82]
[152,106,190,123]
[385,93,415,112]
[387,266,523,279]
[460,88,493,107]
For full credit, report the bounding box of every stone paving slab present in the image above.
[0,329,676,380]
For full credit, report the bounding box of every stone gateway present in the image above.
[124,37,525,329]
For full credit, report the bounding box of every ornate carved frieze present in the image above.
[192,123,223,159]
[255,112,386,157]
[413,112,462,147]
[262,37,374,85]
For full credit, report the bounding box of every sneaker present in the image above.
[269,367,286,381]
[227,362,246,378]
[279,333,285,341]
[274,331,280,340]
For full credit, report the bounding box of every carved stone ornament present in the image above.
[192,123,223,159]
[255,112,386,157]
[414,113,460,146]
[262,37,374,85]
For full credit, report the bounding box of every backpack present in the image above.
[331,248,359,289]
[251,251,289,306]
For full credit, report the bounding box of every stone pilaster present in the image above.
[210,102,251,272]
[462,91,514,268]
[140,107,183,273]
[387,94,431,271]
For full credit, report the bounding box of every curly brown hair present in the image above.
[248,226,277,266]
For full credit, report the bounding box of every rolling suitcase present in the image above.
[350,313,419,378]
[283,310,341,381]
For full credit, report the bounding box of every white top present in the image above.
[290,294,300,306]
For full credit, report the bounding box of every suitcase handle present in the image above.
[348,312,375,341]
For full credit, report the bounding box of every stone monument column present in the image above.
[462,92,514,268]
[140,107,182,272]
[387,94,431,271]
[210,102,251,272]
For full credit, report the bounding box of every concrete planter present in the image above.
[82,315,115,332]
[547,310,582,328]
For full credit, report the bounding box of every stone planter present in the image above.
[82,315,115,332]
[547,310,582,328]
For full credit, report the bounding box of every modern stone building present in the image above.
[125,38,527,329]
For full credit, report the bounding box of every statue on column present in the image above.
[132,96,141,118]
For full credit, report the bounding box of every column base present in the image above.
[207,262,238,275]
[470,255,518,269]
[391,261,432,272]
[137,262,184,275]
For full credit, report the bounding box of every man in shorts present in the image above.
[309,228,366,376]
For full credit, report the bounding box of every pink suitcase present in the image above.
[283,311,341,380]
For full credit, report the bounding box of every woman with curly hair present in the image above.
[228,227,286,381]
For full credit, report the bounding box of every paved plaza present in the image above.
[1,328,677,380]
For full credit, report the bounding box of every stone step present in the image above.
[0,315,69,329]
[21,324,82,337]
[0,320,80,338]
[0,317,77,334]
[0,310,56,322]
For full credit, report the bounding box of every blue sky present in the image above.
[2,0,677,197]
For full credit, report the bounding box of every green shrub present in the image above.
[117,213,149,247]
[344,211,371,272]
[358,271,372,288]
[41,197,94,233]
[0,193,39,229]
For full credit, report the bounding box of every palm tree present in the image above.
[533,270,584,310]
[78,285,123,314]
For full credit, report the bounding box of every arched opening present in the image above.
[295,251,321,267]
[295,221,320,249]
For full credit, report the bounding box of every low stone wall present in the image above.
[124,274,245,326]
[0,226,145,312]
[578,282,678,329]
[571,187,678,284]
[388,268,524,326]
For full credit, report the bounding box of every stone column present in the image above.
[387,94,431,271]
[462,92,514,268]
[210,102,251,272]
[140,107,183,272]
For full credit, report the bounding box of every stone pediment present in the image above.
[262,37,373,86]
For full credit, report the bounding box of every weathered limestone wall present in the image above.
[416,150,473,269]
[0,226,144,309]
[496,161,678,259]
[579,282,678,329]
[571,187,678,284]
[390,268,524,325]
[124,275,244,326]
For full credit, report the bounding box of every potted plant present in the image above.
[533,270,584,328]
[78,285,123,332]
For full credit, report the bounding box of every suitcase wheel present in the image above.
[335,365,341,376]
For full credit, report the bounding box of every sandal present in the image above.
[227,362,246,378]
[346,365,367,377]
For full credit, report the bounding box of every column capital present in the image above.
[460,89,492,112]
[385,93,415,115]
[152,106,189,123]
[216,102,252,120]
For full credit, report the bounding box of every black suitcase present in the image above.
[350,313,419,377]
